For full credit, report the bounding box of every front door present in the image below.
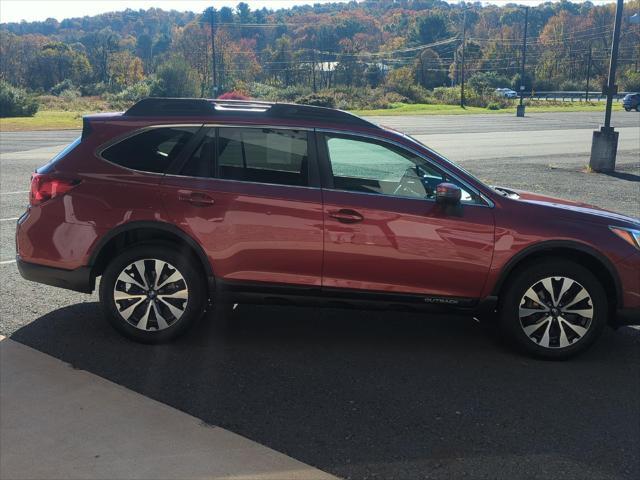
[319,133,495,299]
[161,126,324,287]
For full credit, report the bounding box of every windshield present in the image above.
[401,133,521,199]
[401,133,495,188]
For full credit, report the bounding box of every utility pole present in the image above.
[585,42,592,102]
[460,9,466,108]
[312,49,317,92]
[516,6,528,117]
[589,0,624,172]
[209,10,217,98]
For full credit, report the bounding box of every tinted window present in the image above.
[326,135,478,203]
[180,129,215,177]
[217,128,308,186]
[101,127,198,174]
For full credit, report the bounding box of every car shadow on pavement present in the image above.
[11,302,640,480]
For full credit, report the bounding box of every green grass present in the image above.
[0,110,86,131]
[0,101,624,131]
[352,101,623,116]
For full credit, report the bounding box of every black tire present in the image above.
[624,107,631,112]
[635,105,640,112]
[99,244,207,343]
[498,259,607,359]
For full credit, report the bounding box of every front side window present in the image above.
[325,135,478,203]
[217,128,308,187]
[101,126,198,174]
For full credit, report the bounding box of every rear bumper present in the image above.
[17,257,94,294]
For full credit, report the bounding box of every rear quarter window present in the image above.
[100,126,199,174]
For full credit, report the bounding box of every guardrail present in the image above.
[525,91,631,102]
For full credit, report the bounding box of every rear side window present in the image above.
[217,128,308,186]
[101,127,198,174]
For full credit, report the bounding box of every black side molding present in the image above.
[16,258,94,294]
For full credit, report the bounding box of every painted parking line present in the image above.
[0,191,29,195]
[0,260,16,265]
[0,217,19,222]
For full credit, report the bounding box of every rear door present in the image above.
[161,126,324,287]
[318,132,495,300]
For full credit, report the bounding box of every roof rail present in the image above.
[124,97,378,129]
[124,98,215,116]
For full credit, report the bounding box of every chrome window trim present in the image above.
[317,128,495,208]
[162,173,323,193]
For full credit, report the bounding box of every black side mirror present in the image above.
[435,182,462,205]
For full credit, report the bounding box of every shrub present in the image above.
[468,72,511,94]
[559,80,586,91]
[50,79,76,96]
[0,81,39,117]
[106,80,153,110]
[217,90,250,100]
[532,78,556,92]
[59,88,81,102]
[247,82,281,101]
[294,93,335,108]
[150,56,199,98]
[486,102,501,110]
[620,69,640,92]
[80,82,111,97]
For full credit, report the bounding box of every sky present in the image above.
[0,0,616,24]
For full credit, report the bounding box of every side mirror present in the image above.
[435,182,462,205]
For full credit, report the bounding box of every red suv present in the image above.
[15,98,640,358]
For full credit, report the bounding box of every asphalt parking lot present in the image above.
[0,111,639,479]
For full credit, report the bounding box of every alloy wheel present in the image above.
[518,276,594,349]
[113,258,189,331]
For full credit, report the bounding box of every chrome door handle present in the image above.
[328,209,364,224]
[178,191,215,206]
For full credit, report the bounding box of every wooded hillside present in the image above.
[1,0,638,112]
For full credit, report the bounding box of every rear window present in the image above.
[101,127,199,174]
[38,137,81,173]
[217,128,309,186]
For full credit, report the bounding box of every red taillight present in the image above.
[29,173,80,207]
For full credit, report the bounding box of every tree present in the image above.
[82,28,120,83]
[108,51,144,88]
[414,49,448,89]
[174,20,211,96]
[151,55,199,97]
[410,13,449,45]
[28,42,91,91]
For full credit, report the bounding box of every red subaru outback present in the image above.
[16,98,640,358]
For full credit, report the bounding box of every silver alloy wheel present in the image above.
[113,259,189,331]
[518,276,593,349]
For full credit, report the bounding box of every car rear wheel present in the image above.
[99,244,206,343]
[499,259,607,359]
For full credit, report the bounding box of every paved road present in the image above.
[0,112,639,479]
[365,110,640,135]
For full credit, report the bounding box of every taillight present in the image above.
[29,173,80,207]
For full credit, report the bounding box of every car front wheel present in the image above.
[499,259,607,359]
[99,244,206,343]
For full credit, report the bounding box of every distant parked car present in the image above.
[622,93,639,112]
[495,88,518,99]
